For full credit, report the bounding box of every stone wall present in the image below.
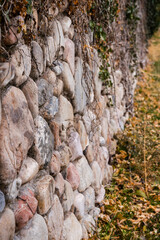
[0,2,146,240]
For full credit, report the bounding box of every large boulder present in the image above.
[0,87,34,186]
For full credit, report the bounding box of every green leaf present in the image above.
[135,190,147,199]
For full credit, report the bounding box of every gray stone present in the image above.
[82,214,95,234]
[100,136,106,146]
[83,187,95,213]
[73,57,87,113]
[62,213,82,240]
[115,83,124,108]
[51,60,64,76]
[91,161,102,192]
[45,36,56,66]
[19,157,39,184]
[15,214,48,240]
[7,177,22,201]
[90,207,101,221]
[0,87,34,186]
[0,62,15,88]
[63,38,75,75]
[36,175,55,215]
[0,191,5,213]
[11,44,31,86]
[40,96,59,120]
[0,208,15,240]
[61,61,75,98]
[21,77,39,119]
[74,193,85,220]
[44,195,64,240]
[101,117,109,142]
[83,109,96,133]
[55,173,65,197]
[31,41,43,77]
[34,116,54,167]
[114,69,122,84]
[68,131,83,161]
[36,78,53,107]
[54,95,74,128]
[96,186,105,203]
[92,48,102,99]
[82,63,94,103]
[58,145,70,168]
[62,180,74,213]
[74,156,94,192]
[103,165,113,185]
[80,221,88,240]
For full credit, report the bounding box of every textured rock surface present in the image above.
[54,95,74,127]
[74,156,94,192]
[62,213,82,240]
[34,116,54,167]
[45,36,56,66]
[36,175,55,215]
[76,120,89,151]
[21,77,39,119]
[11,44,31,86]
[40,96,59,121]
[91,161,102,192]
[15,189,38,230]
[49,152,61,176]
[61,61,75,98]
[15,214,48,240]
[66,163,80,190]
[68,131,83,161]
[62,180,74,213]
[0,62,15,88]
[74,192,85,220]
[73,57,87,113]
[83,187,95,213]
[0,208,15,240]
[0,191,5,213]
[31,41,43,78]
[55,173,65,197]
[36,78,53,107]
[19,157,39,184]
[63,39,75,75]
[44,195,64,240]
[0,87,34,185]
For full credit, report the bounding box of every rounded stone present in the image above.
[0,191,5,213]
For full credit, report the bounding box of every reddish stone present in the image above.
[15,189,38,230]
[49,120,61,149]
[19,189,38,214]
[15,200,33,230]
[66,163,80,190]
